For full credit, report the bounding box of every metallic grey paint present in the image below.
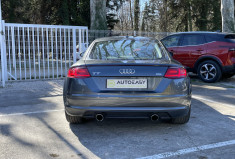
[63,36,192,121]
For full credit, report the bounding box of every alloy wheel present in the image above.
[200,63,217,80]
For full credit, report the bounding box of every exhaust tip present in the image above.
[151,114,159,121]
[96,114,104,122]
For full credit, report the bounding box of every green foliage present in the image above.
[158,0,222,32]
[1,0,223,32]
[2,0,90,27]
[141,0,159,32]
[60,0,69,25]
[2,0,22,23]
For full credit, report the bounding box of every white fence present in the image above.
[0,21,88,87]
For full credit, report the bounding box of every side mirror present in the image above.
[169,52,173,57]
[76,51,85,60]
[80,51,85,57]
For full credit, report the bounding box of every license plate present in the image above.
[107,79,147,89]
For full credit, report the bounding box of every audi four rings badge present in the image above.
[119,69,135,74]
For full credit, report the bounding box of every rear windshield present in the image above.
[87,39,166,60]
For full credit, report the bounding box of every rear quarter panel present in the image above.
[205,41,235,66]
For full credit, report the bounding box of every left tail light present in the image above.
[229,48,235,58]
[164,67,187,79]
[67,67,91,78]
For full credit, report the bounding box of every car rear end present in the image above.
[221,34,235,75]
[63,37,191,123]
[206,33,235,75]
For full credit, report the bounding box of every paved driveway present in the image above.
[0,77,235,159]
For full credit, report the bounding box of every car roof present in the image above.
[93,36,156,42]
[168,31,233,36]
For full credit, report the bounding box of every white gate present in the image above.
[0,22,88,86]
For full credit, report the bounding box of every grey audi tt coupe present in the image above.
[63,36,192,124]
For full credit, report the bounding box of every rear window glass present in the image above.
[88,39,166,60]
[161,35,180,48]
[181,35,205,46]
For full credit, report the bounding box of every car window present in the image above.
[161,35,180,48]
[205,34,221,43]
[181,35,205,46]
[224,34,235,43]
[88,39,166,60]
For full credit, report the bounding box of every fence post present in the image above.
[72,28,76,63]
[0,21,5,87]
[86,29,89,48]
[2,20,7,81]
[79,29,82,54]
[0,0,6,87]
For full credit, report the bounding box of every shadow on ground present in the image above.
[69,98,235,159]
[0,79,64,107]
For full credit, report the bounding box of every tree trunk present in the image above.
[163,0,168,32]
[187,0,192,31]
[129,0,133,30]
[134,0,140,31]
[90,0,107,30]
[221,0,234,32]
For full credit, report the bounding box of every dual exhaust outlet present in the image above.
[95,114,104,122]
[95,113,159,122]
[150,114,159,121]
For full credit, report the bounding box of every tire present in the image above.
[197,60,222,83]
[172,109,191,124]
[223,73,234,79]
[65,111,84,124]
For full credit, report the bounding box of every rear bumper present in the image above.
[223,64,235,74]
[64,94,191,118]
[63,75,191,119]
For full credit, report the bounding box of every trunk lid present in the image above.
[81,60,176,93]
[85,60,171,77]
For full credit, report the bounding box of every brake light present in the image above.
[229,48,235,57]
[67,67,91,78]
[164,67,187,79]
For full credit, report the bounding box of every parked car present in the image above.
[63,36,192,124]
[161,32,235,82]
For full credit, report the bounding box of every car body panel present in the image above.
[64,76,191,118]
[161,32,235,74]
[64,36,192,120]
[172,44,207,68]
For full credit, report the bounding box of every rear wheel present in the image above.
[197,60,222,83]
[172,109,190,124]
[65,111,84,124]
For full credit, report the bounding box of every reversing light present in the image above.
[164,67,187,79]
[67,67,91,78]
